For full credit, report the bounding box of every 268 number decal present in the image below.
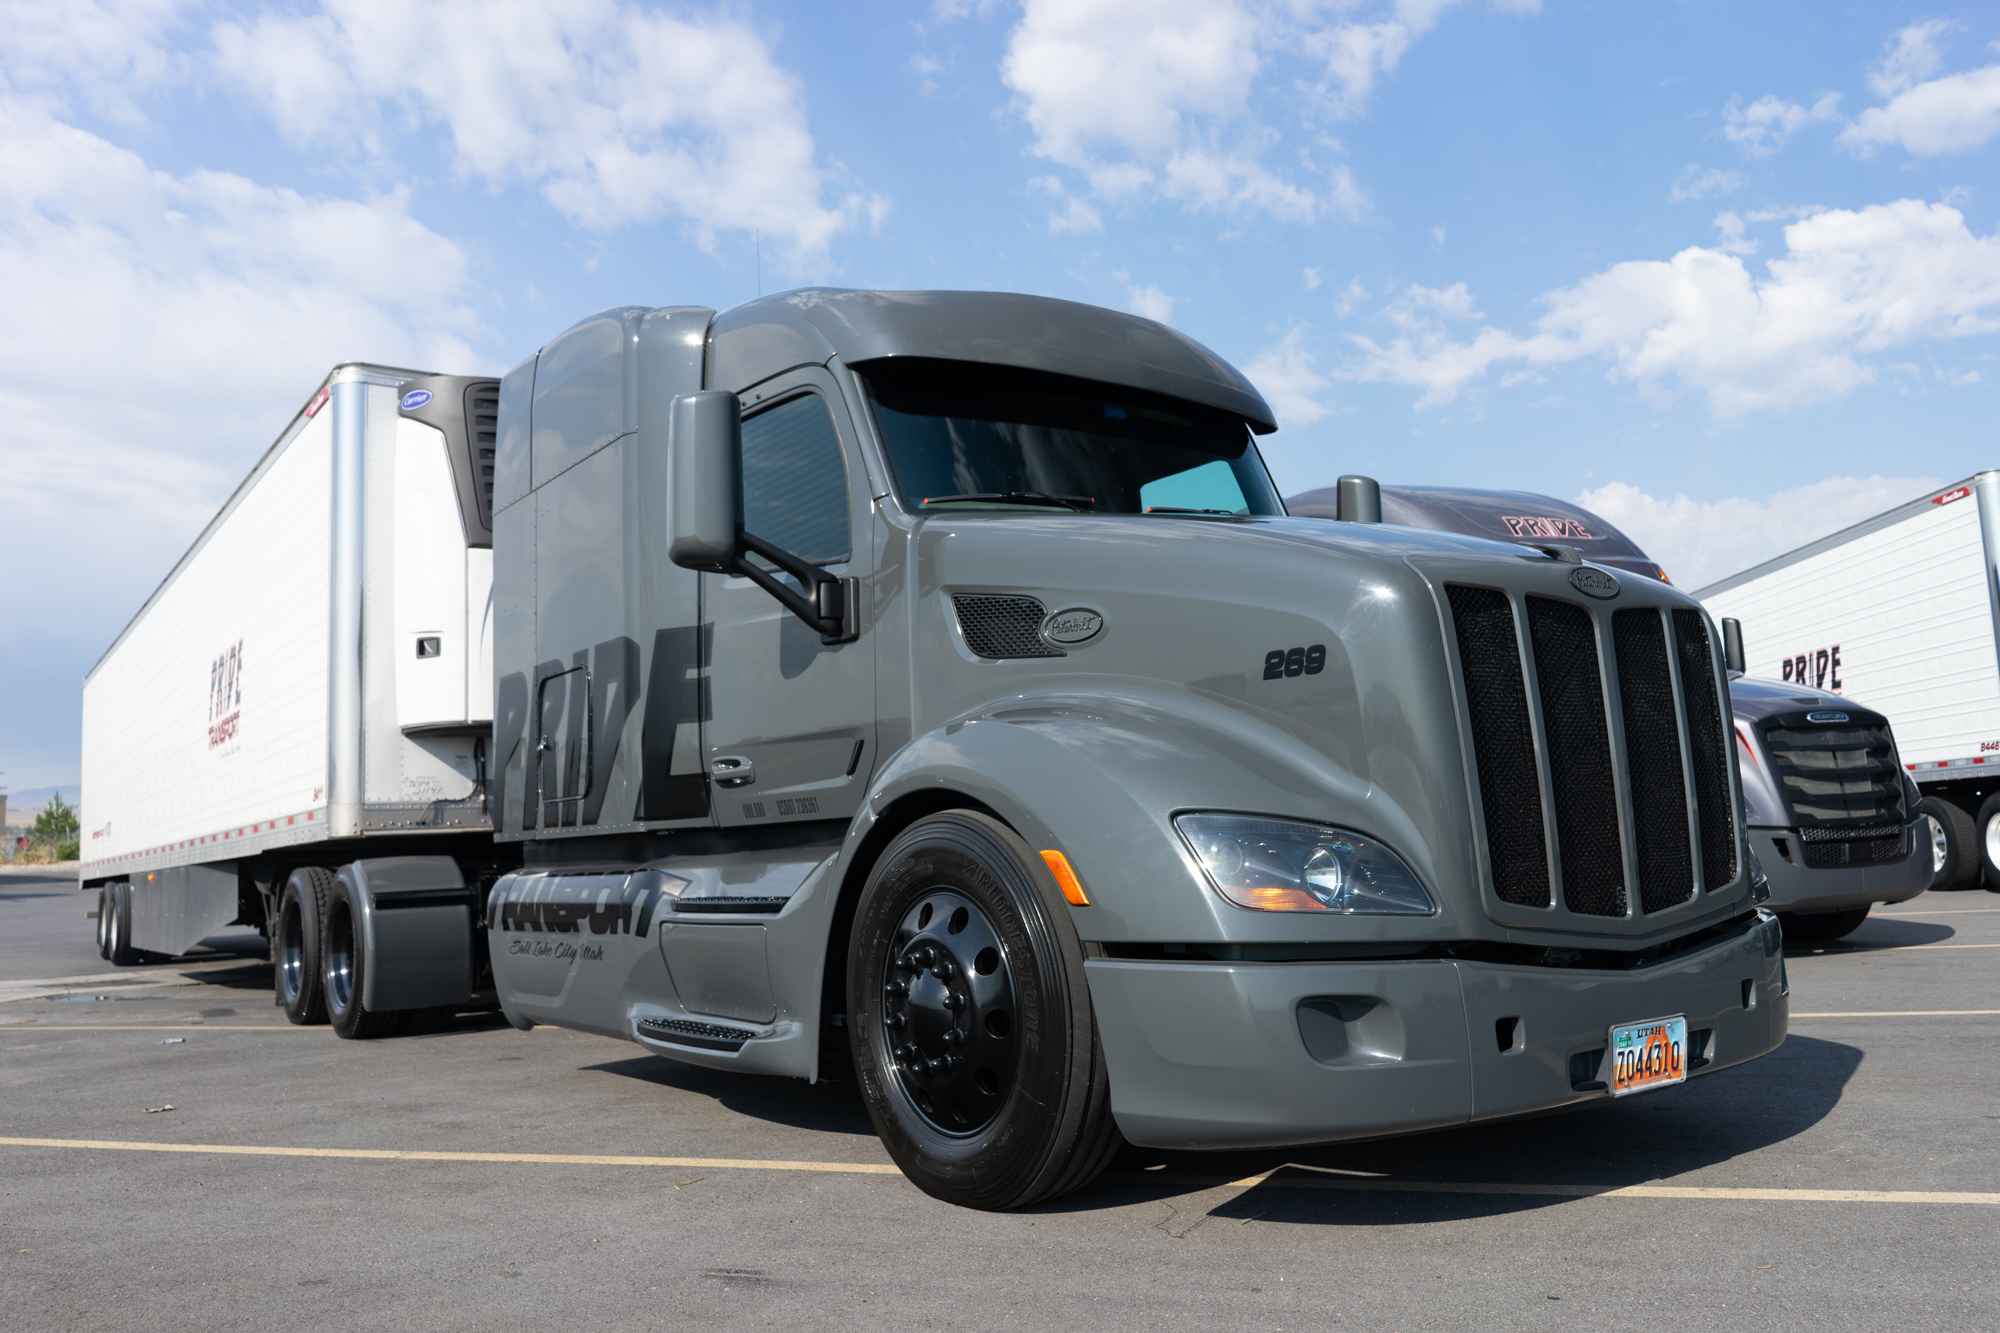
[1263,644,1326,679]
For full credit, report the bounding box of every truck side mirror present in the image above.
[1722,618,1746,675]
[667,391,743,572]
[665,390,859,645]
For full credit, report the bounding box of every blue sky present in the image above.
[5,0,2000,789]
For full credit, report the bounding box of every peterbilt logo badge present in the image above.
[1042,608,1104,645]
[1807,711,1850,723]
[1568,567,1619,599]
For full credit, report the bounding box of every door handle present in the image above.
[710,756,756,788]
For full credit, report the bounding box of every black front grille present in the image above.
[1760,718,1904,826]
[1527,597,1624,917]
[464,381,499,529]
[1614,609,1695,914]
[953,595,1063,659]
[1447,586,1550,908]
[1673,609,1738,891]
[1448,586,1737,922]
[1801,827,1906,868]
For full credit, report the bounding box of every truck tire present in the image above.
[1780,906,1871,942]
[96,886,112,960]
[276,869,332,1025]
[322,873,401,1039]
[106,882,141,966]
[1921,797,1979,890]
[847,811,1120,1211]
[1975,794,2000,893]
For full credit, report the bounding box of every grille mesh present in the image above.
[1527,596,1625,917]
[1802,829,1907,868]
[953,595,1063,659]
[1613,609,1695,914]
[1446,586,1551,908]
[1672,609,1738,892]
[1761,721,1904,826]
[464,381,499,529]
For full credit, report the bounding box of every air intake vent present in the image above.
[1614,609,1694,914]
[953,595,1063,659]
[1527,596,1625,917]
[1673,609,1737,891]
[464,381,499,530]
[1446,586,1550,907]
[635,1016,754,1051]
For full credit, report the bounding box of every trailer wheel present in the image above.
[106,882,141,966]
[847,811,1120,1211]
[323,873,401,1040]
[1779,906,1871,942]
[1974,795,2000,893]
[96,887,112,960]
[277,869,332,1025]
[1920,797,1979,891]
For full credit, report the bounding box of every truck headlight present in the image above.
[1173,814,1436,915]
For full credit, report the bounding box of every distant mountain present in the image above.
[3,785,82,824]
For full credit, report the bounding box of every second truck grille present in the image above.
[1759,719,1905,827]
[1450,584,1737,919]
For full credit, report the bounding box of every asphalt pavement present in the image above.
[2,864,1995,1331]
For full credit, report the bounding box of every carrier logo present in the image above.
[1807,711,1850,724]
[208,639,243,749]
[1569,567,1619,599]
[400,389,432,411]
[1042,607,1104,645]
[1782,645,1842,691]
[1504,515,1595,540]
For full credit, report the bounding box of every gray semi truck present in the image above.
[90,290,1786,1210]
[1289,483,1931,941]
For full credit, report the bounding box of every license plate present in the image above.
[1608,1015,1688,1096]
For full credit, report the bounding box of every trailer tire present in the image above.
[1779,906,1871,942]
[323,873,401,1040]
[1973,795,2000,893]
[847,811,1121,1211]
[277,869,332,1025]
[1920,797,1980,891]
[106,882,141,966]
[96,886,112,960]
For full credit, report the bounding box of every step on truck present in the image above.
[82,290,1787,1209]
[1289,481,1930,942]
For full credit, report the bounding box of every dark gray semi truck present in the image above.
[104,290,1790,1210]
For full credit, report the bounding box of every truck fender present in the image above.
[341,857,475,1013]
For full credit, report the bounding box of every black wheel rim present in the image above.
[326,905,356,1014]
[279,899,304,1004]
[879,889,1018,1136]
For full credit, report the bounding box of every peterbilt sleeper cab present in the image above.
[315,290,1791,1210]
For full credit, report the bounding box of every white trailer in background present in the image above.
[80,364,504,964]
[1696,471,2000,893]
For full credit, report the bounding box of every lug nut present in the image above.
[884,980,907,998]
[936,960,956,980]
[944,992,966,1011]
[887,1013,907,1030]
[943,1030,963,1047]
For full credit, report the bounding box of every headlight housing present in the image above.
[1173,814,1435,915]
[1746,842,1770,905]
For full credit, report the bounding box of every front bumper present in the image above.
[1747,824,1930,914]
[1085,913,1787,1151]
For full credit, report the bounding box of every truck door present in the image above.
[703,367,876,829]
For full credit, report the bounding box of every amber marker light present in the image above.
[1040,850,1091,906]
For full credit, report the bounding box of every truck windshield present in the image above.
[859,358,1283,516]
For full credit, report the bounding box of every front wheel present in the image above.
[847,811,1120,1210]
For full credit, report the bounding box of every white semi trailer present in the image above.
[81,365,504,964]
[1696,472,2000,894]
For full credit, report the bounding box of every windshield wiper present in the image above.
[921,492,1097,512]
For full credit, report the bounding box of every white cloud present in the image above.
[210,0,876,269]
[1242,324,1332,426]
[1865,19,1955,98]
[1840,64,2000,157]
[1669,164,1745,203]
[1576,475,1942,590]
[1724,92,1840,157]
[0,97,485,734]
[1344,199,2000,417]
[1126,283,1176,323]
[0,0,197,124]
[1384,281,1480,330]
[1303,266,1322,291]
[993,0,1505,226]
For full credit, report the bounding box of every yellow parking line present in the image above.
[0,1026,308,1032]
[1,1138,1992,1204]
[1790,1010,2000,1018]
[1876,908,2000,916]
